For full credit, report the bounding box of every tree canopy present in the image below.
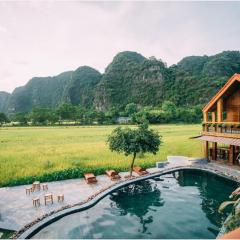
[0,112,9,125]
[108,122,161,176]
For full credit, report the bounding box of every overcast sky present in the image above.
[0,1,240,93]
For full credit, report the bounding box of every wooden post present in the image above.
[203,111,208,122]
[229,145,234,165]
[204,141,209,160]
[212,112,216,123]
[212,142,217,161]
[217,98,223,122]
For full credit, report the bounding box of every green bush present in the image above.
[0,162,157,187]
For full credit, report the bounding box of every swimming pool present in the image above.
[32,169,237,239]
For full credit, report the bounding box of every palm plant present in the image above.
[219,187,240,215]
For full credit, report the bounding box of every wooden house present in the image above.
[194,73,240,165]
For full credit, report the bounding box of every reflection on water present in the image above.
[174,170,236,228]
[33,170,237,239]
[109,180,164,234]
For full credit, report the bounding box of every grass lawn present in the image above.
[0,124,202,186]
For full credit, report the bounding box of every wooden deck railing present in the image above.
[202,122,240,138]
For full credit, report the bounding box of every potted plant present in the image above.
[221,123,227,132]
[212,123,217,131]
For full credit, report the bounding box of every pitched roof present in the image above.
[203,73,240,112]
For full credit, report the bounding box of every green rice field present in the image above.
[0,124,202,186]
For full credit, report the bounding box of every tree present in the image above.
[108,122,161,177]
[162,101,177,121]
[13,112,28,125]
[0,112,9,125]
[56,104,77,121]
[105,106,120,124]
[29,108,55,125]
[125,103,138,117]
[95,111,105,124]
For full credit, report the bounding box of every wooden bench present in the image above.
[84,173,97,184]
[133,166,149,175]
[106,170,121,180]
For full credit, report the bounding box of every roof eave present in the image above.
[202,73,240,113]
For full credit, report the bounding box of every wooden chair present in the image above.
[84,173,97,184]
[42,184,48,191]
[105,170,121,180]
[26,187,33,195]
[33,197,40,207]
[44,193,53,205]
[33,181,41,191]
[133,166,149,176]
[57,194,64,202]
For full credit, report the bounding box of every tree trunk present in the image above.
[130,152,137,177]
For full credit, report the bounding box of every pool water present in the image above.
[33,169,238,239]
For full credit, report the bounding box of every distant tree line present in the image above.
[0,101,202,126]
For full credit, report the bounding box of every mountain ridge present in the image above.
[1,50,240,114]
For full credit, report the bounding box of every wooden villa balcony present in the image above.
[202,122,240,139]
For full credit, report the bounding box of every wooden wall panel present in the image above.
[226,90,240,122]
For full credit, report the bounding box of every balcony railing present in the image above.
[202,122,240,137]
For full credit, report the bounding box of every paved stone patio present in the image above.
[0,156,240,232]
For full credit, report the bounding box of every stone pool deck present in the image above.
[1,156,240,232]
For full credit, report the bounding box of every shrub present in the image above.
[0,162,158,188]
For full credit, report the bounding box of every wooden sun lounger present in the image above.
[105,170,121,180]
[133,166,149,175]
[84,173,97,184]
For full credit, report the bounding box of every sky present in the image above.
[0,1,240,93]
